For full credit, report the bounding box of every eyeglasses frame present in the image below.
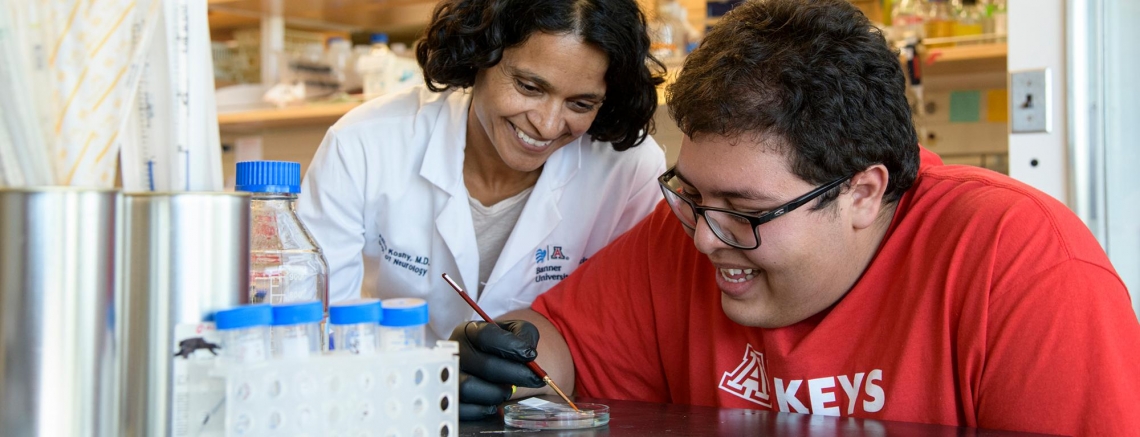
[657,167,850,250]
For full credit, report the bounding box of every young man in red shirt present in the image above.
[450,0,1140,434]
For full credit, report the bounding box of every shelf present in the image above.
[902,42,1008,76]
[924,42,1007,64]
[218,101,361,133]
[207,0,437,39]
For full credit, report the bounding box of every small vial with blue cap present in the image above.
[271,301,324,359]
[379,298,429,351]
[215,304,273,363]
[236,161,330,314]
[330,299,382,355]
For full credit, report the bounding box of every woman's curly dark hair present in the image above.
[668,0,920,205]
[415,0,665,151]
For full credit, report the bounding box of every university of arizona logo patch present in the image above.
[719,343,771,407]
[549,246,568,260]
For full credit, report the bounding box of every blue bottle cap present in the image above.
[271,301,324,326]
[329,299,382,325]
[235,161,301,194]
[215,305,273,330]
[380,298,429,327]
[370,33,389,45]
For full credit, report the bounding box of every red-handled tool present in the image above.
[442,273,581,412]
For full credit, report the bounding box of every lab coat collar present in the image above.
[420,90,471,196]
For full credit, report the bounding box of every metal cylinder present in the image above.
[0,188,119,436]
[117,192,250,436]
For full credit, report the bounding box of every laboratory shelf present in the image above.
[925,42,1007,64]
[218,101,361,133]
[207,0,437,38]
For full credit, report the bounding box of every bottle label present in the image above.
[279,329,312,359]
[339,326,377,355]
[171,322,226,436]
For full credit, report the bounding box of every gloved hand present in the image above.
[450,320,545,420]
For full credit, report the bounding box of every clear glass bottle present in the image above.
[215,305,273,364]
[330,299,382,355]
[236,161,329,317]
[892,0,925,42]
[952,0,985,43]
[988,0,1007,38]
[271,301,324,359]
[379,298,429,352]
[356,33,395,100]
[922,0,955,46]
[648,10,679,60]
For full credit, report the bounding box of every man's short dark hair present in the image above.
[416,0,666,151]
[668,0,920,204]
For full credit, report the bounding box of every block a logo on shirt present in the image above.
[550,245,568,260]
[535,245,569,264]
[719,343,771,408]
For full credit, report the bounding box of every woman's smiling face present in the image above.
[468,32,609,173]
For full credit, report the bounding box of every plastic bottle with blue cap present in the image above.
[236,161,330,339]
[330,299,382,355]
[356,32,396,100]
[215,304,273,363]
[271,301,324,359]
[379,298,429,351]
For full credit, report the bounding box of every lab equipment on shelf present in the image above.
[356,33,396,100]
[271,301,325,358]
[236,161,330,310]
[380,298,430,351]
[329,299,382,355]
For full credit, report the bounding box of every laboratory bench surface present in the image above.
[457,396,1061,437]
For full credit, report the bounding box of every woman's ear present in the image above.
[847,164,890,230]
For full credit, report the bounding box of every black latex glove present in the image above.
[450,320,546,420]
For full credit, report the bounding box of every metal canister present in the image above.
[117,192,250,436]
[0,188,119,436]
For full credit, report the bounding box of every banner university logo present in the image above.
[719,343,771,407]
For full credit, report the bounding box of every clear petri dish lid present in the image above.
[503,402,610,430]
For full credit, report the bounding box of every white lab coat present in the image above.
[297,86,665,342]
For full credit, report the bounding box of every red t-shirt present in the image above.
[533,150,1140,436]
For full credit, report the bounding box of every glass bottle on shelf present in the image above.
[650,0,693,60]
[922,0,956,47]
[989,0,1007,39]
[953,0,985,43]
[892,0,925,42]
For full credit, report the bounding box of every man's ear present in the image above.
[847,164,890,230]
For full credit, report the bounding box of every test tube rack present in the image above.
[218,341,459,437]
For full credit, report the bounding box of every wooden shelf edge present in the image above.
[218,101,361,132]
[925,42,1007,64]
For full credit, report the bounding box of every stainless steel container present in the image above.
[117,192,250,436]
[0,188,119,436]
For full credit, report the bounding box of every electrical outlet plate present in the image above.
[1010,68,1051,133]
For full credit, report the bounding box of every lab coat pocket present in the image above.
[369,227,434,299]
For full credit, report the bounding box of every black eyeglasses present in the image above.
[658,167,849,249]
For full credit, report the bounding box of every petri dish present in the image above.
[503,403,609,430]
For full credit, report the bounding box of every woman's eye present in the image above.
[570,101,597,112]
[515,79,540,94]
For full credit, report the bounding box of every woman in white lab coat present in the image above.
[297,0,667,342]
